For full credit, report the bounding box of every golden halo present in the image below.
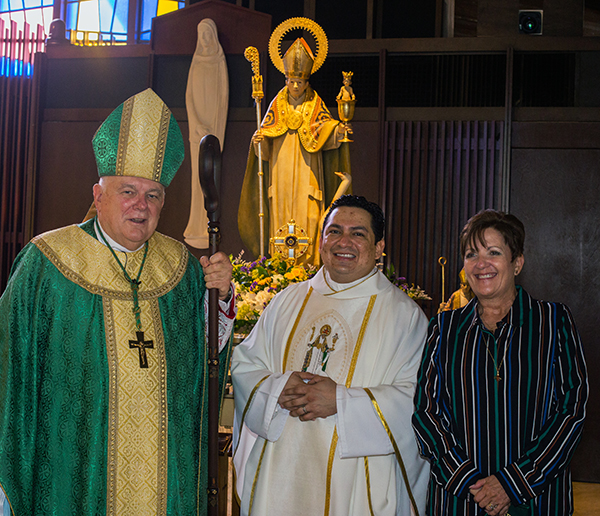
[269,17,328,76]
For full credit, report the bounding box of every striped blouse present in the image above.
[412,287,588,515]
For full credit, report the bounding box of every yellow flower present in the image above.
[237,302,254,320]
[291,266,306,280]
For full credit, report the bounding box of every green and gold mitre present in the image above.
[92,88,184,187]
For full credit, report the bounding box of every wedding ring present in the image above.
[302,406,307,415]
[488,503,498,510]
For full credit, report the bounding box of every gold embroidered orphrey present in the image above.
[97,228,154,369]
[268,17,328,76]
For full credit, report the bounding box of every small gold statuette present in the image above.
[336,71,355,143]
[271,219,312,261]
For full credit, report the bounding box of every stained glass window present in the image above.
[65,0,129,43]
[139,0,182,41]
[0,0,53,37]
[1,0,184,44]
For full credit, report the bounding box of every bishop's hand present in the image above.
[200,252,233,300]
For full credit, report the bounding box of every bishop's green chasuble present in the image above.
[0,219,231,515]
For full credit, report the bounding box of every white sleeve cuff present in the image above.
[336,386,394,458]
[245,371,293,441]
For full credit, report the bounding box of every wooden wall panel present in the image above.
[34,121,99,235]
[511,126,600,482]
[477,0,520,36]
[544,0,584,36]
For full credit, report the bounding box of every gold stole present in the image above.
[246,289,377,516]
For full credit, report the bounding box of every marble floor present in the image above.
[573,482,600,515]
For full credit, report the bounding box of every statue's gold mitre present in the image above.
[283,38,314,79]
[269,17,328,78]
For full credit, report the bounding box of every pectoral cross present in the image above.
[129,331,154,368]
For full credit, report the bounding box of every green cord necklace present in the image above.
[98,227,153,368]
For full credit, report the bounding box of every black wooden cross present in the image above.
[129,331,154,368]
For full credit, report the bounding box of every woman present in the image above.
[412,209,588,516]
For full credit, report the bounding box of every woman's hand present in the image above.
[470,476,511,516]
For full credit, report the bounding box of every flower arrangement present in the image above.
[231,252,317,335]
[232,252,431,335]
[382,263,431,302]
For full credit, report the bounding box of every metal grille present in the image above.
[0,19,42,291]
[386,54,507,107]
[513,52,576,107]
[381,120,504,316]
[310,55,380,108]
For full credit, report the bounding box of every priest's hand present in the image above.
[278,372,312,407]
[280,372,337,421]
[469,475,511,516]
[200,252,233,301]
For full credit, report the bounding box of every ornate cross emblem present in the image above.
[129,331,154,368]
[272,219,312,261]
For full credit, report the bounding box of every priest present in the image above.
[232,195,430,516]
[0,89,235,515]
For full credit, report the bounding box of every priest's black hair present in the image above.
[322,195,385,243]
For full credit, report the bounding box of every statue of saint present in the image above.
[184,19,228,248]
[238,18,351,264]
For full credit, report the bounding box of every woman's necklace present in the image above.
[478,292,516,381]
[483,332,510,382]
[323,269,377,296]
[98,230,152,368]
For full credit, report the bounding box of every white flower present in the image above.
[255,289,275,307]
